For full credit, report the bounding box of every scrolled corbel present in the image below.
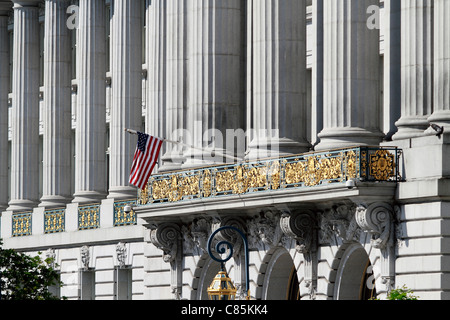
[355,202,394,249]
[280,210,317,254]
[149,223,182,263]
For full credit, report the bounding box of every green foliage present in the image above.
[386,286,419,300]
[0,239,64,300]
[370,285,419,300]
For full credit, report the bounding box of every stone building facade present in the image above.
[0,0,449,300]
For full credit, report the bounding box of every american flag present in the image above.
[129,132,163,190]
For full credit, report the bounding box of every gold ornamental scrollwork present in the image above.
[344,151,357,180]
[370,149,395,181]
[232,165,248,195]
[202,170,212,197]
[141,147,400,205]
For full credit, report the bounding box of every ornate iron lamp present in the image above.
[207,269,238,300]
[207,226,250,300]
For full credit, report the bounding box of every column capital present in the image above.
[12,0,41,8]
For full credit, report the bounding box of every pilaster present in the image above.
[73,0,107,204]
[8,0,41,212]
[108,0,142,200]
[247,0,310,160]
[316,0,383,151]
[40,0,73,208]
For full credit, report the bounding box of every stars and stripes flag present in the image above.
[129,132,163,190]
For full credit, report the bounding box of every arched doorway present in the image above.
[287,266,300,300]
[196,257,221,300]
[262,248,299,300]
[334,244,376,300]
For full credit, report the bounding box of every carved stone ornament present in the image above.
[355,202,394,249]
[150,223,181,263]
[280,211,316,253]
[181,218,211,255]
[319,204,361,244]
[248,212,283,249]
[190,218,210,253]
[211,217,246,258]
[80,246,90,270]
[116,242,127,268]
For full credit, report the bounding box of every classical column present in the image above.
[246,0,310,160]
[146,0,166,169]
[393,0,434,140]
[383,0,401,140]
[183,0,244,168]
[316,0,383,151]
[311,0,324,148]
[73,0,107,204]
[159,0,186,172]
[428,0,450,130]
[40,0,73,208]
[0,4,10,212]
[8,1,40,212]
[108,0,142,199]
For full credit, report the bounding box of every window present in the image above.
[115,267,132,300]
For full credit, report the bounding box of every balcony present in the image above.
[137,146,402,210]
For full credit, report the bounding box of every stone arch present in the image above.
[333,242,375,300]
[191,254,221,300]
[258,247,300,300]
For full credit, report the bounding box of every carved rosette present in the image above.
[280,211,316,253]
[150,223,182,263]
[355,203,394,249]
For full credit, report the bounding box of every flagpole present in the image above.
[124,128,243,162]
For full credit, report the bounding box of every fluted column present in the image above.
[246,0,310,160]
[8,1,40,212]
[183,0,243,168]
[73,0,107,204]
[393,0,434,140]
[108,0,142,199]
[311,0,324,148]
[428,0,450,130]
[0,3,11,212]
[382,0,402,140]
[316,0,383,151]
[146,0,166,168]
[40,0,73,208]
[159,0,187,172]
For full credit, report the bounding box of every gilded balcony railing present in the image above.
[44,208,65,234]
[12,212,32,237]
[114,200,137,227]
[138,146,401,206]
[78,204,100,230]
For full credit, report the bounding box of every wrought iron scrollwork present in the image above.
[207,226,250,299]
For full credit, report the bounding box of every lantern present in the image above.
[207,269,237,300]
